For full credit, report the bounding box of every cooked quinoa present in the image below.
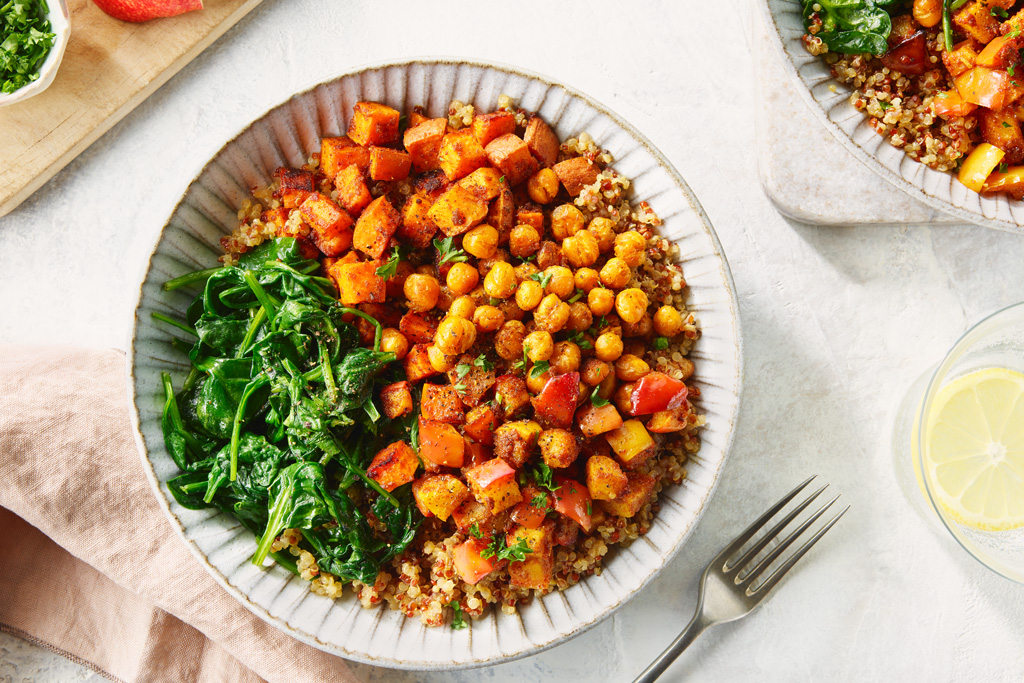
[218,97,704,628]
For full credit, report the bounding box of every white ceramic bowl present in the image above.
[127,59,743,669]
[762,0,1024,233]
[0,0,70,108]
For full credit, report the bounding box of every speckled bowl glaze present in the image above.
[127,59,742,669]
[763,0,1024,232]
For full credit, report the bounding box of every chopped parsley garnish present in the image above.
[434,236,469,265]
[455,362,472,379]
[529,359,550,380]
[529,270,554,289]
[480,534,533,562]
[992,6,1009,18]
[1011,64,1017,77]
[513,344,530,373]
[879,101,890,111]
[468,522,482,539]
[654,336,669,350]
[531,493,550,509]
[374,245,401,278]
[531,462,561,495]
[568,288,585,303]
[590,385,610,408]
[450,601,468,630]
[999,162,1010,174]
[1003,121,1012,128]
[0,0,56,95]
[567,330,594,350]
[473,354,494,371]
[586,501,592,516]
[455,382,467,392]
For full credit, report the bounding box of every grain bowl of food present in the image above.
[128,59,742,668]
[764,0,1024,232]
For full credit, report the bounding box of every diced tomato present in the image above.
[552,477,593,532]
[462,438,492,469]
[465,458,515,490]
[931,91,977,118]
[511,485,550,529]
[630,372,689,416]
[530,372,579,427]
[453,538,495,584]
[418,418,464,467]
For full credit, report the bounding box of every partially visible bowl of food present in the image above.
[0,0,70,108]
[763,0,1024,232]
[128,59,742,668]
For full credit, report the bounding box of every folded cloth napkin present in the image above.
[0,346,360,683]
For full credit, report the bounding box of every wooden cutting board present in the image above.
[0,0,264,217]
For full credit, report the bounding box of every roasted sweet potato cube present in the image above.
[367,441,419,492]
[465,458,522,513]
[348,101,400,147]
[485,134,539,186]
[328,259,385,305]
[976,33,1023,68]
[398,310,439,344]
[516,202,544,231]
[955,1,1001,44]
[412,474,470,521]
[553,156,600,196]
[380,381,414,419]
[409,109,429,127]
[421,383,465,424]
[472,111,517,147]
[494,420,542,468]
[585,455,628,501]
[488,186,515,241]
[446,354,496,407]
[605,419,657,469]
[414,169,449,199]
[427,184,489,236]
[507,522,554,590]
[334,164,372,214]
[321,136,370,179]
[539,428,580,469]
[524,115,560,168]
[277,168,314,208]
[404,343,438,382]
[398,194,438,249]
[463,404,500,445]
[576,403,624,437]
[1004,8,1024,36]
[438,129,489,181]
[403,118,447,172]
[980,108,1024,163]
[260,207,288,228]
[943,39,981,77]
[300,193,353,257]
[494,374,531,417]
[597,471,657,518]
[452,496,495,535]
[458,167,504,201]
[646,407,692,433]
[369,146,412,182]
[353,195,401,259]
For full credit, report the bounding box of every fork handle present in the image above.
[632,611,709,683]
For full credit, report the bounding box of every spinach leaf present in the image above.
[803,0,893,55]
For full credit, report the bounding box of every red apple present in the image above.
[91,0,203,22]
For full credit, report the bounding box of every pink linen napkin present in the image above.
[0,346,360,683]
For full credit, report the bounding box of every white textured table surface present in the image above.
[2,1,1024,681]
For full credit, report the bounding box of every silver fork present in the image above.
[633,476,848,683]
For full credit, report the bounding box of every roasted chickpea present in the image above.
[545,266,575,299]
[449,295,477,320]
[415,264,437,276]
[534,293,570,333]
[614,382,635,414]
[462,224,499,259]
[477,248,509,279]
[514,261,539,282]
[614,231,647,268]
[550,341,581,374]
[615,353,651,382]
[467,285,489,306]
[563,230,600,268]
[581,358,612,386]
[567,301,593,332]
[653,305,683,337]
[404,273,440,312]
[446,262,480,295]
[526,368,552,394]
[484,261,517,299]
[588,217,616,253]
[495,320,527,360]
[385,260,414,299]
[427,345,458,372]
[913,0,942,28]
[499,298,525,323]
[551,204,585,240]
[623,312,653,338]
[509,224,541,258]
[599,257,631,290]
[473,305,506,333]
[594,332,624,362]
[588,288,615,317]
[615,288,649,325]
[536,241,564,270]
[380,328,409,359]
[574,267,600,292]
[527,168,559,204]
[516,279,544,310]
[524,331,554,362]
[435,315,477,355]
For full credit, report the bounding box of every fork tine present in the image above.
[725,483,828,573]
[739,494,842,588]
[713,475,817,569]
[748,504,848,596]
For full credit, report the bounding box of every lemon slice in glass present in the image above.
[924,367,1024,531]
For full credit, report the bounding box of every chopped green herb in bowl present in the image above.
[0,0,68,106]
